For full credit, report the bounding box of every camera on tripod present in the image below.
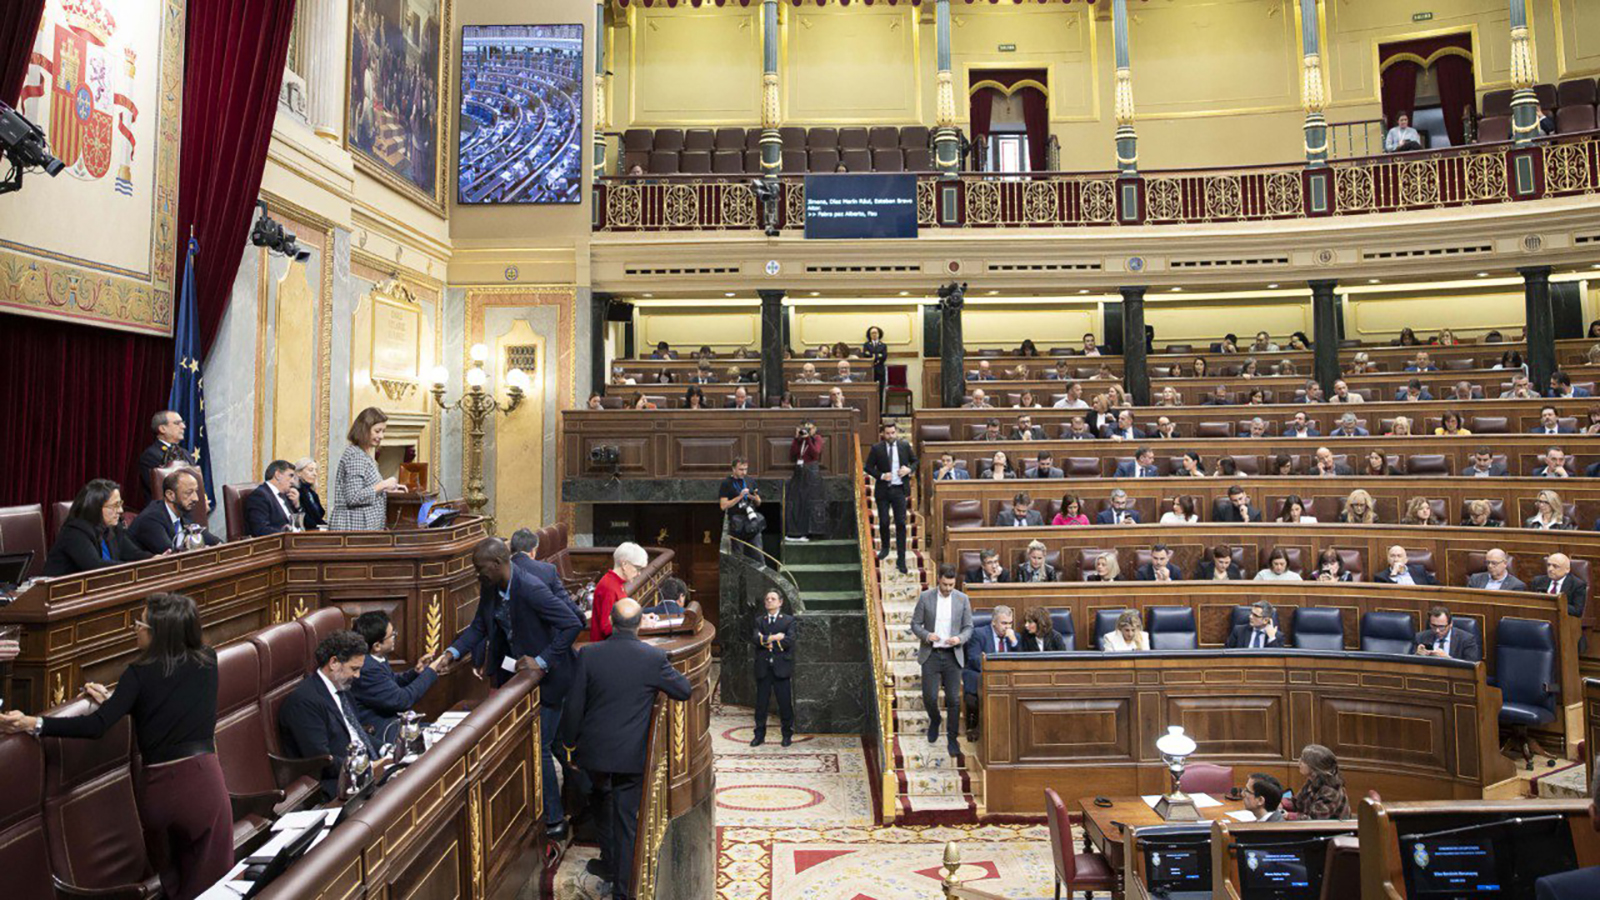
[589,445,621,466]
[0,101,65,196]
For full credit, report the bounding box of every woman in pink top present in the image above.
[1051,494,1089,526]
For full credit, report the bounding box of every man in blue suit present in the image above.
[1096,488,1142,524]
[349,611,444,743]
[1547,371,1592,399]
[443,537,584,840]
[961,605,1017,740]
[1113,446,1159,478]
[509,527,579,614]
[1535,767,1600,898]
[128,468,222,554]
[242,459,301,537]
[934,452,970,481]
[278,630,379,799]
[1531,406,1577,435]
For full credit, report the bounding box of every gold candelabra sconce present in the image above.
[427,342,528,522]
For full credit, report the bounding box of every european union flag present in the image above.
[169,236,214,504]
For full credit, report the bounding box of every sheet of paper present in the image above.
[1142,795,1162,808]
[1227,810,1259,822]
[272,808,339,832]
[1190,792,1223,808]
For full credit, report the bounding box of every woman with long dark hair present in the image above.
[43,478,152,576]
[785,420,826,541]
[1294,744,1352,819]
[0,593,230,898]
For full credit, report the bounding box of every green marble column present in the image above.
[760,0,781,179]
[1299,0,1328,166]
[1112,0,1137,176]
[933,0,960,176]
[1509,0,1539,145]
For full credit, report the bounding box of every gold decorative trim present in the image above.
[468,783,485,900]
[371,377,418,402]
[1379,46,1473,73]
[967,78,1048,98]
[50,670,66,706]
[292,597,310,620]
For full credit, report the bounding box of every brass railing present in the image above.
[591,131,1600,232]
[855,441,899,822]
[632,695,673,900]
[939,843,1014,900]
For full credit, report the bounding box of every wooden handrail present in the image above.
[854,440,899,822]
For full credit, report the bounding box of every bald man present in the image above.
[1531,553,1588,618]
[561,599,692,899]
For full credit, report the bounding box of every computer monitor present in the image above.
[1398,813,1578,900]
[0,551,32,589]
[1141,829,1212,895]
[1234,838,1330,900]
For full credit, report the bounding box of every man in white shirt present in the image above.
[910,566,972,756]
[1384,113,1422,152]
[1468,549,1526,590]
[1052,380,1089,410]
[965,389,993,409]
[1286,411,1318,438]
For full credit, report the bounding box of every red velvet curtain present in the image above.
[1434,53,1476,146]
[1380,60,1421,131]
[969,87,995,149]
[177,0,298,354]
[0,0,44,106]
[1019,86,1048,171]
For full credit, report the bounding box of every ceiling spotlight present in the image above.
[724,291,736,297]
[1475,272,1489,278]
[1368,278,1381,284]
[1078,289,1090,294]
[1170,287,1183,292]
[1267,284,1279,289]
[249,201,311,262]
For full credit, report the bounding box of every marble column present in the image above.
[302,0,346,140]
[592,292,613,396]
[1522,266,1555,392]
[1120,287,1149,407]
[759,0,781,179]
[1299,0,1328,166]
[932,0,960,176]
[593,0,609,178]
[1111,0,1138,176]
[1508,0,1539,146]
[1310,280,1340,395]
[759,289,786,400]
[939,285,966,409]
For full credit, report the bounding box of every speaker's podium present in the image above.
[383,463,456,530]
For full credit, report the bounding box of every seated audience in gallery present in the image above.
[1340,489,1378,524]
[1525,489,1574,530]
[1254,549,1302,581]
[1172,452,1207,478]
[1329,380,1365,404]
[983,450,1015,480]
[1463,448,1508,477]
[1532,406,1576,435]
[1446,381,1476,403]
[649,341,677,360]
[1113,446,1159,478]
[1018,606,1067,652]
[294,457,327,531]
[1436,410,1471,436]
[131,468,222,554]
[1547,371,1591,398]
[1276,495,1316,524]
[1134,543,1181,581]
[1285,411,1318,438]
[834,360,857,383]
[1384,114,1422,152]
[1214,485,1261,523]
[1012,540,1057,582]
[1311,446,1352,476]
[966,548,1010,585]
[1532,446,1572,478]
[968,359,996,381]
[1051,495,1089,526]
[1086,552,1122,583]
[1194,544,1243,581]
[243,459,303,537]
[1459,499,1502,528]
[1096,489,1141,524]
[1362,450,1401,477]
[996,493,1043,528]
[1313,548,1356,582]
[44,479,153,576]
[1225,600,1282,647]
[1029,450,1062,479]
[1011,414,1046,441]
[1529,553,1587,618]
[1161,496,1200,524]
[1100,609,1148,651]
[965,390,994,410]
[1395,379,1431,402]
[1412,606,1482,662]
[1103,409,1144,441]
[684,386,708,409]
[1404,351,1437,372]
[1400,496,1443,526]
[1373,545,1437,585]
[934,452,968,481]
[632,394,657,410]
[725,386,758,409]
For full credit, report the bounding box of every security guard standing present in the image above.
[751,589,796,747]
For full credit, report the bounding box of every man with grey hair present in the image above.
[1241,417,1268,439]
[967,548,1009,584]
[961,603,1016,740]
[1096,488,1141,524]
[137,409,194,499]
[1329,411,1369,437]
[1226,600,1282,648]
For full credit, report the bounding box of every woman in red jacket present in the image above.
[785,420,826,541]
[592,542,647,642]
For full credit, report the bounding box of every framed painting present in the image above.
[347,0,451,213]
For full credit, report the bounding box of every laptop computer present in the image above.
[0,551,34,591]
[416,497,461,529]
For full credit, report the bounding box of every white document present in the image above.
[272,808,339,832]
[1226,810,1259,822]
[1189,792,1223,808]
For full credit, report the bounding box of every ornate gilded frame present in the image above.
[345,0,453,214]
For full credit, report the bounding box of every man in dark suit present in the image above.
[1535,768,1600,898]
[1113,446,1159,478]
[1548,370,1593,399]
[864,422,916,574]
[1010,414,1046,441]
[508,528,580,614]
[725,386,758,409]
[1194,545,1244,581]
[243,459,301,537]
[1214,485,1262,523]
[995,492,1043,528]
[349,611,445,742]
[1530,406,1576,435]
[934,453,970,481]
[444,538,584,839]
[136,410,193,500]
[1467,549,1526,590]
[561,599,691,900]
[1134,544,1182,582]
[1095,489,1142,524]
[961,604,1017,739]
[1200,385,1231,406]
[278,630,379,799]
[751,590,796,747]
[1103,409,1144,441]
[1312,446,1353,476]
[129,468,221,554]
[966,549,1010,585]
[1244,774,1287,822]
[1394,378,1433,401]
[1412,605,1482,662]
[1028,451,1063,479]
[1464,448,1509,477]
[1284,411,1320,438]
[1225,601,1283,648]
[1373,545,1438,585]
[1530,553,1587,618]
[1533,447,1573,478]
[648,341,677,360]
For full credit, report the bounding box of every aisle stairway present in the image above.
[865,464,980,825]
[782,538,864,611]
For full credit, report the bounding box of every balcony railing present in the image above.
[592,131,1600,233]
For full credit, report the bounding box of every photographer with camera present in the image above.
[786,421,826,542]
[719,456,766,564]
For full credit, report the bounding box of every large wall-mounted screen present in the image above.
[457,24,584,205]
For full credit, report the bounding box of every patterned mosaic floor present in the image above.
[550,705,1060,899]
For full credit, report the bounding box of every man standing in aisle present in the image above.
[750,589,796,747]
[865,422,916,574]
[910,565,972,757]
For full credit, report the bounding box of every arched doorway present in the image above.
[1378,33,1476,148]
[969,68,1049,172]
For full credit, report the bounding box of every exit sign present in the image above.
[1412,12,1433,21]
[998,43,1016,52]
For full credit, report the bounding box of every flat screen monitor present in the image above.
[1235,840,1327,900]
[457,24,585,205]
[1143,837,1211,893]
[1398,813,1578,900]
[803,173,918,240]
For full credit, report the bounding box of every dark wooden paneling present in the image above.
[561,410,861,480]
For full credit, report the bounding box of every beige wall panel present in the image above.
[951,6,1096,122]
[792,308,919,351]
[492,320,545,531]
[639,310,760,350]
[632,8,761,125]
[1325,0,1514,104]
[1555,0,1600,78]
[272,263,317,465]
[787,8,919,123]
[1146,301,1311,345]
[1132,0,1300,117]
[961,307,1097,348]
[1346,291,1526,343]
[1134,112,1305,168]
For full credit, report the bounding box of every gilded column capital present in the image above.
[1114,67,1136,127]
[1300,52,1325,114]
[1509,25,1535,89]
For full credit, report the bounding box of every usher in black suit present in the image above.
[752,611,797,744]
[864,436,917,569]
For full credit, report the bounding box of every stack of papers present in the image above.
[1226,810,1260,822]
[271,808,340,832]
[1141,792,1224,810]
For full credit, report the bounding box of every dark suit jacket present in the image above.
[1313,463,1355,476]
[560,631,692,774]
[278,673,380,797]
[753,613,796,681]
[995,510,1044,527]
[1194,560,1244,580]
[864,439,917,489]
[1215,504,1263,523]
[297,481,327,530]
[1464,462,1509,477]
[935,468,970,480]
[1134,563,1183,581]
[1530,574,1588,618]
[1328,427,1370,437]
[1413,628,1482,662]
[1112,461,1159,478]
[1285,426,1321,437]
[1095,508,1142,525]
[41,518,152,577]
[962,624,1018,694]
[1225,624,1283,649]
[965,566,1010,585]
[137,441,193,498]
[1374,564,1438,586]
[1102,427,1145,441]
[348,655,439,740]
[513,554,578,613]
[1530,424,1577,434]
[1029,466,1064,479]
[1536,866,1600,899]
[448,566,584,700]
[1010,426,1046,441]
[128,498,221,555]
[243,482,298,537]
